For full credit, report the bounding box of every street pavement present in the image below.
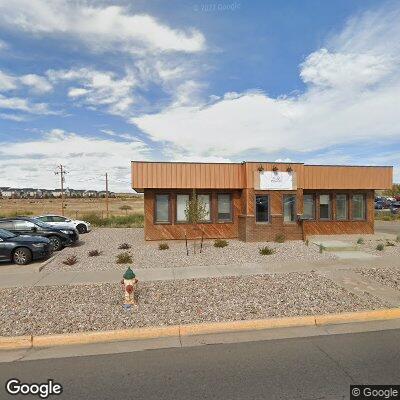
[1,328,400,400]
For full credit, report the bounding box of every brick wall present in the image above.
[238,214,303,242]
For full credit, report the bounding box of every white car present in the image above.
[35,215,91,234]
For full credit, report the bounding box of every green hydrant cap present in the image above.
[123,267,136,280]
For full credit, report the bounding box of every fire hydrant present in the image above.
[121,267,138,305]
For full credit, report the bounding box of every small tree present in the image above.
[120,205,132,215]
[184,189,208,254]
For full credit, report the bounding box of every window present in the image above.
[303,194,315,219]
[155,194,170,223]
[0,221,14,230]
[352,194,366,220]
[283,194,296,222]
[198,194,211,222]
[13,220,35,230]
[319,194,331,220]
[256,195,269,222]
[176,194,189,222]
[52,216,67,222]
[336,194,348,220]
[217,194,232,222]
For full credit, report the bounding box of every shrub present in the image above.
[396,235,400,243]
[214,239,228,248]
[88,249,101,257]
[159,242,169,250]
[376,243,385,251]
[118,243,131,250]
[259,246,275,255]
[356,238,364,244]
[116,252,133,264]
[81,213,144,228]
[319,244,324,253]
[305,239,309,246]
[62,255,78,266]
[275,233,285,243]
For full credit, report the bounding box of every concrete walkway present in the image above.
[1,254,400,289]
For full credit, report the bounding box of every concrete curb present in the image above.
[38,254,58,272]
[1,308,400,350]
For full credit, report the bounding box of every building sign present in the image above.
[259,171,295,190]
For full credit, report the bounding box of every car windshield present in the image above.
[0,229,16,239]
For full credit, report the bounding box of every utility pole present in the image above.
[54,165,68,216]
[105,172,109,218]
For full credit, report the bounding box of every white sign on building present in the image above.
[259,171,295,190]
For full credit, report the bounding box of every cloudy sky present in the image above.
[0,0,399,192]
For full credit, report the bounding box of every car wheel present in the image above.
[49,236,63,251]
[77,224,87,234]
[13,247,32,265]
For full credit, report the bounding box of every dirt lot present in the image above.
[0,272,389,336]
[45,228,336,272]
[0,197,144,218]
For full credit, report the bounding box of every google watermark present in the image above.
[5,378,63,399]
[193,3,241,12]
[351,385,400,399]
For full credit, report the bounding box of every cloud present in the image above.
[0,129,149,191]
[48,68,137,116]
[19,74,53,93]
[132,4,400,161]
[0,0,205,54]
[0,94,52,114]
[0,69,53,93]
[0,39,7,51]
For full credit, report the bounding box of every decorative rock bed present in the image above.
[0,272,388,336]
[44,228,336,272]
[354,267,400,291]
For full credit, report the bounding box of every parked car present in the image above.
[35,215,91,234]
[0,229,53,265]
[390,202,400,214]
[375,201,384,210]
[0,217,79,251]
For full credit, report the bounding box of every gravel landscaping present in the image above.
[45,228,336,272]
[355,267,400,291]
[0,272,389,336]
[332,234,400,256]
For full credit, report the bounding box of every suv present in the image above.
[0,229,53,265]
[0,217,79,251]
[35,215,91,234]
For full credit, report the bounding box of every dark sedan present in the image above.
[0,229,53,265]
[391,202,400,214]
[0,217,79,251]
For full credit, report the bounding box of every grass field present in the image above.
[0,197,144,220]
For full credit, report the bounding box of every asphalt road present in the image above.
[375,220,400,235]
[1,329,400,400]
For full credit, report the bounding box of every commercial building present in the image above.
[131,161,392,241]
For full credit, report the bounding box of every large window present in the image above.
[283,194,296,222]
[198,194,211,222]
[352,194,366,220]
[319,194,331,220]
[256,195,269,222]
[176,194,189,222]
[217,194,232,222]
[155,194,170,223]
[336,194,348,220]
[303,194,315,219]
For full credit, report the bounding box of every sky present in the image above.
[0,0,399,192]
